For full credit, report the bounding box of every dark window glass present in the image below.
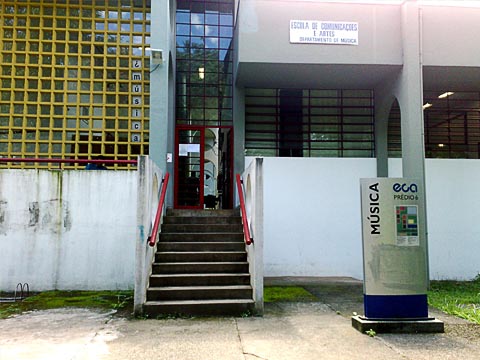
[245,89,375,158]
[175,0,234,126]
[423,91,480,159]
[388,92,480,159]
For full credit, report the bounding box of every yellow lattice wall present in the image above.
[0,0,150,169]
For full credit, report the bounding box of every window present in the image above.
[424,91,480,159]
[388,92,480,159]
[245,89,375,158]
[175,0,234,126]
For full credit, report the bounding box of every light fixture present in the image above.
[438,91,454,99]
[146,48,164,65]
[198,67,205,80]
[422,102,432,110]
[438,143,445,148]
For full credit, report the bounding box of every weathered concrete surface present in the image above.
[0,169,138,291]
[0,308,121,359]
[1,278,480,360]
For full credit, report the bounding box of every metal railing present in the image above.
[148,172,170,247]
[0,157,137,168]
[0,283,29,303]
[236,174,253,245]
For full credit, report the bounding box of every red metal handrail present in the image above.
[0,157,137,167]
[236,174,253,245]
[148,172,170,247]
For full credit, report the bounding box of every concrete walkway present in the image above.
[1,277,480,360]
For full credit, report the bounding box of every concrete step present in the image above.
[160,232,244,242]
[152,262,249,274]
[146,285,253,301]
[149,273,251,287]
[155,251,247,263]
[166,209,239,217]
[143,209,253,317]
[157,242,246,252]
[143,299,254,317]
[163,216,242,225]
[161,223,243,233]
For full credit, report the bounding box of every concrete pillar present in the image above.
[394,0,429,280]
[234,85,246,177]
[397,1,426,181]
[374,79,397,178]
[150,0,175,206]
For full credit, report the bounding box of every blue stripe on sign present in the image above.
[364,294,428,319]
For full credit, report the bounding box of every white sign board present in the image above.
[290,20,358,45]
[179,144,200,157]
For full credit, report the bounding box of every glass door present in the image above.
[174,126,233,209]
[175,127,204,209]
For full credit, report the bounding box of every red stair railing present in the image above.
[148,172,170,247]
[236,174,253,245]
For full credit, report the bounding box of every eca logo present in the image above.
[393,183,418,193]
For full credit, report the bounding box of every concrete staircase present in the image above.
[143,209,254,317]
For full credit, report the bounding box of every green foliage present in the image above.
[0,290,133,319]
[365,329,376,337]
[264,286,317,303]
[428,279,480,324]
[241,310,252,318]
[155,313,193,320]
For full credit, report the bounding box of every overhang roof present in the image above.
[236,62,480,92]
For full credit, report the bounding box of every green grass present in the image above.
[1,287,316,318]
[428,278,480,324]
[0,290,133,319]
[264,286,317,303]
[2,281,479,323]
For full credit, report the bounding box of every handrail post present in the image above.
[147,172,170,247]
[236,174,253,245]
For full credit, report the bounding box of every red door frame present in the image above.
[173,125,234,209]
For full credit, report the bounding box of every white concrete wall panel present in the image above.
[2,158,478,291]
[237,1,480,68]
[0,170,137,291]
[134,157,164,314]
[251,157,480,281]
[241,158,264,314]
[421,6,480,67]
[390,158,480,279]
[260,157,377,279]
[238,1,402,65]
[424,159,480,280]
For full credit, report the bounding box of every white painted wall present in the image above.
[247,157,480,281]
[0,169,137,291]
[249,157,377,279]
[2,157,478,292]
[425,160,480,280]
[241,158,264,315]
[134,157,164,314]
[390,158,480,280]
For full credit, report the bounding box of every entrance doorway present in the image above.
[174,126,233,209]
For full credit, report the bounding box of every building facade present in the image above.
[2,0,480,280]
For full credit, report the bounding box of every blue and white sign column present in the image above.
[360,178,428,319]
